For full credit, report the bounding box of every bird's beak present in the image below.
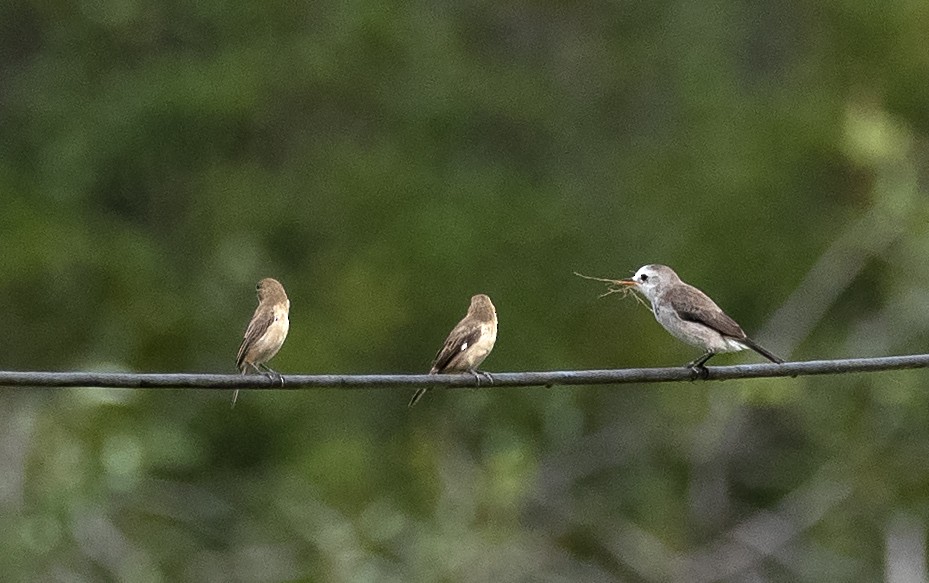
[618,278,637,287]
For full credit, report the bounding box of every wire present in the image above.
[1,354,927,390]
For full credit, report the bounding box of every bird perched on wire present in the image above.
[233,277,290,407]
[618,264,783,373]
[409,294,498,407]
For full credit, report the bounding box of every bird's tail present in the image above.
[231,365,248,409]
[742,338,785,364]
[408,387,430,408]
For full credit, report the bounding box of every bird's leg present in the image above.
[688,352,715,368]
[686,352,714,380]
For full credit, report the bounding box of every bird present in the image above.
[233,278,290,407]
[618,264,783,373]
[409,294,498,407]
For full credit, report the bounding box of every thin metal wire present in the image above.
[0,354,927,390]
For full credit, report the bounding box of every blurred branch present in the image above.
[885,513,927,583]
[1,354,929,389]
[758,211,904,356]
[675,461,855,583]
[759,100,920,357]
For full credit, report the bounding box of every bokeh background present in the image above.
[2,0,929,581]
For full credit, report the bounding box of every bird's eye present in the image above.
[639,274,648,282]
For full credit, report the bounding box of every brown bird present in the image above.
[233,278,290,407]
[409,294,498,407]
[619,264,783,372]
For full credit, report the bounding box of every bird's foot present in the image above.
[259,365,284,387]
[468,370,494,386]
[687,363,710,381]
[686,352,714,380]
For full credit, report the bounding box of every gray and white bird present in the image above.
[409,294,498,407]
[619,264,783,371]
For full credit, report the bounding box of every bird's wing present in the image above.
[236,307,274,370]
[430,321,484,373]
[665,284,746,339]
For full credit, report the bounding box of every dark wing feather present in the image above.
[236,307,274,371]
[665,284,747,339]
[431,321,483,374]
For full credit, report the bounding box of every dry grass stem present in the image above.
[573,271,650,308]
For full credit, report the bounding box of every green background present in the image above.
[1,0,928,581]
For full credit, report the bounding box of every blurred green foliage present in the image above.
[1,0,929,580]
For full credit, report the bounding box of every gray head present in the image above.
[619,264,682,301]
